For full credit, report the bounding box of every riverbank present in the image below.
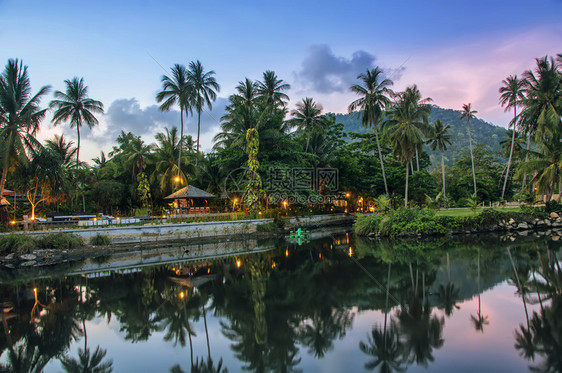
[354,208,562,238]
[0,214,354,269]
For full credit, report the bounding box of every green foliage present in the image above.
[89,233,111,245]
[354,213,384,236]
[545,200,562,213]
[256,222,278,232]
[0,234,36,253]
[0,232,83,254]
[374,195,391,214]
[466,193,479,212]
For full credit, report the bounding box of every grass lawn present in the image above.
[435,207,523,217]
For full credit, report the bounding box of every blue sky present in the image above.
[1,0,561,161]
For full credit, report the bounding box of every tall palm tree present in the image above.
[45,134,77,169]
[460,103,478,196]
[152,127,194,194]
[290,97,325,152]
[348,68,394,195]
[187,60,220,157]
[0,59,50,202]
[426,120,452,196]
[384,86,431,206]
[499,75,525,199]
[156,64,193,178]
[50,77,104,164]
[256,70,290,108]
[123,135,154,179]
[520,56,561,141]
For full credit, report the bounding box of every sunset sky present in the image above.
[1,0,561,161]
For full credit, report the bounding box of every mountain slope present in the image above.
[334,106,508,168]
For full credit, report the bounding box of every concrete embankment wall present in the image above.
[3,214,354,244]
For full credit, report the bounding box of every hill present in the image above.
[333,106,508,169]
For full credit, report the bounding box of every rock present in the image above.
[509,236,516,242]
[20,254,36,260]
[517,222,529,230]
[4,253,15,260]
[553,221,562,228]
[550,212,559,219]
[518,230,529,236]
[552,235,560,241]
[4,264,14,269]
[509,218,516,225]
[20,260,36,267]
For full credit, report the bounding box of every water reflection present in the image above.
[0,233,559,372]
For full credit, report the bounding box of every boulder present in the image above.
[517,222,529,230]
[509,218,516,225]
[550,212,560,219]
[20,254,37,260]
[552,235,560,241]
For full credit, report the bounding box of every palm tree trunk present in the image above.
[76,125,81,165]
[383,262,391,349]
[0,167,8,200]
[522,133,531,190]
[507,247,529,329]
[203,306,210,358]
[404,164,409,207]
[415,147,420,172]
[177,109,184,178]
[502,109,517,199]
[441,152,446,196]
[196,109,201,166]
[467,120,477,195]
[373,125,389,195]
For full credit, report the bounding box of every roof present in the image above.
[164,185,216,200]
[1,189,14,196]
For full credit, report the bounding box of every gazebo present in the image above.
[164,185,215,214]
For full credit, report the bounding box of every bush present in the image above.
[256,222,278,232]
[38,233,84,250]
[0,234,36,253]
[354,213,384,236]
[545,200,562,214]
[89,234,111,246]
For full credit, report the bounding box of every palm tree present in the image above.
[0,59,50,203]
[45,134,77,169]
[156,64,193,178]
[470,249,489,332]
[187,60,220,157]
[290,97,325,152]
[499,75,525,199]
[520,56,561,141]
[426,119,452,196]
[256,70,290,108]
[50,77,104,164]
[348,68,394,195]
[122,135,154,179]
[384,86,431,206]
[60,346,113,373]
[460,103,478,196]
[152,127,194,194]
[516,136,561,202]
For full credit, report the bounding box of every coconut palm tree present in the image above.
[520,56,561,141]
[45,134,77,169]
[152,127,194,194]
[470,249,489,333]
[384,86,431,206]
[122,135,154,179]
[349,68,394,195]
[499,75,526,199]
[0,59,50,204]
[516,136,561,202]
[156,64,193,178]
[460,103,478,196]
[256,70,290,108]
[50,77,104,164]
[187,60,220,156]
[426,119,452,196]
[290,97,325,152]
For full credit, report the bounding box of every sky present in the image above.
[1,0,561,163]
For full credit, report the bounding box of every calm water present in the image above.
[0,232,560,372]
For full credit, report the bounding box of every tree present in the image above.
[256,70,290,108]
[187,60,220,157]
[426,120,451,196]
[499,75,525,199]
[290,97,325,152]
[460,103,478,196]
[348,67,394,195]
[0,59,50,210]
[152,127,194,194]
[50,77,104,164]
[384,86,431,206]
[156,64,193,178]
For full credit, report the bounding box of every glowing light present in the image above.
[345,192,351,198]
[93,217,97,221]
[174,176,180,183]
[258,211,262,216]
[179,291,184,299]
[116,217,120,220]
[348,247,353,257]
[272,262,276,268]
[207,268,210,274]
[283,200,288,209]
[236,259,241,268]
[285,249,289,257]
[10,220,16,225]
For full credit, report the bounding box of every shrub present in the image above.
[38,233,84,250]
[89,234,111,246]
[0,234,36,253]
[545,200,562,214]
[257,222,278,232]
[354,213,384,236]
